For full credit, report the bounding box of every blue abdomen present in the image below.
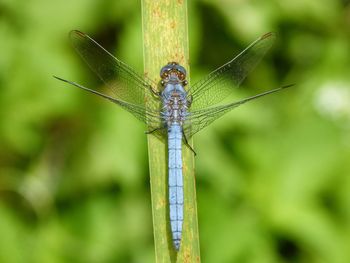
[168,124,183,251]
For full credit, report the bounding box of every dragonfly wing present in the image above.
[70,30,158,105]
[188,32,276,110]
[62,30,162,129]
[183,85,293,138]
[54,76,163,129]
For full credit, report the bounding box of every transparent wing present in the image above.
[188,32,276,110]
[65,30,162,129]
[184,85,293,138]
[53,76,163,130]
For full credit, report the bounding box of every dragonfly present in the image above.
[54,30,292,251]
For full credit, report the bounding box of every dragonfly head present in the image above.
[160,62,187,85]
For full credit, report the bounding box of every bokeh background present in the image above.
[1,0,350,262]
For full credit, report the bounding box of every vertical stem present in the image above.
[141,1,201,262]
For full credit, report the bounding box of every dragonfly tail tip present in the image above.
[173,240,181,251]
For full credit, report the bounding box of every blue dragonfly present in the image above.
[54,30,292,251]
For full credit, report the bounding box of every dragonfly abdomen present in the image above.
[168,124,183,251]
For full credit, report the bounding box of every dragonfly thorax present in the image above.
[161,82,189,126]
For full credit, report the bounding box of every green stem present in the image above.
[141,1,201,262]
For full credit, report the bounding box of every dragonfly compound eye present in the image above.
[160,65,173,79]
[175,65,186,77]
[176,72,183,80]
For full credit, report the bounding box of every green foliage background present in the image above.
[1,0,350,262]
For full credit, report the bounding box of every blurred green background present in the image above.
[1,0,350,262]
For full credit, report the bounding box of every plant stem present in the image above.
[141,0,201,262]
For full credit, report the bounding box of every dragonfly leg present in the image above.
[145,127,164,134]
[187,94,193,107]
[181,129,197,156]
[148,85,161,97]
